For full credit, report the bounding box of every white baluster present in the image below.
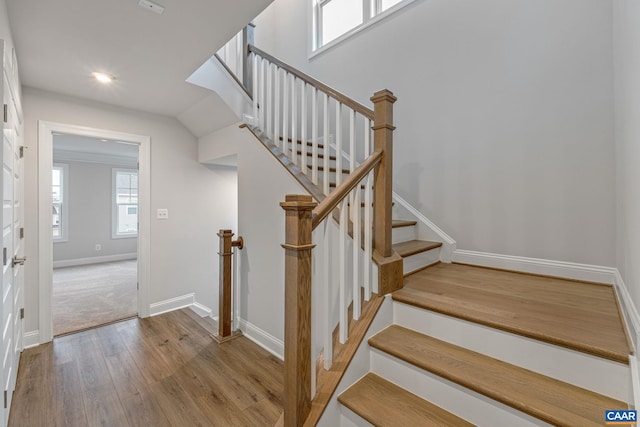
[274,67,280,147]
[353,184,361,320]
[335,101,342,187]
[323,218,332,369]
[266,62,272,140]
[311,88,318,185]
[283,71,288,158]
[339,198,348,344]
[301,82,307,176]
[323,94,329,195]
[349,109,355,174]
[291,75,297,167]
[364,120,372,301]
[252,53,258,127]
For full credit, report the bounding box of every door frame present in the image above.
[37,121,151,343]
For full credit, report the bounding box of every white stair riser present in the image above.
[392,225,417,244]
[340,406,375,427]
[394,302,629,401]
[370,349,553,427]
[403,248,440,275]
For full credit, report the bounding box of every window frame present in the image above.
[112,168,139,239]
[311,0,416,57]
[52,163,69,243]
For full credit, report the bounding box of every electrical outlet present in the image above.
[157,209,169,220]
[95,244,101,251]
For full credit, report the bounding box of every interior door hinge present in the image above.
[19,146,24,159]
[19,228,24,239]
[20,308,24,320]
[3,104,7,123]
[2,248,6,266]
[137,282,139,290]
[3,390,6,409]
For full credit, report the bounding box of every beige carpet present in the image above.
[53,259,137,336]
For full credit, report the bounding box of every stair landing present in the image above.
[394,263,632,363]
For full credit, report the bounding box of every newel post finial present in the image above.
[280,194,317,427]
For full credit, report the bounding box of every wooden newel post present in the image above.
[280,195,317,427]
[371,89,403,294]
[214,229,244,344]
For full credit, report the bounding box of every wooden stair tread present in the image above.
[295,150,336,160]
[369,325,627,427]
[393,263,631,363]
[278,136,325,150]
[392,240,442,257]
[307,164,350,174]
[338,373,473,427]
[392,219,417,228]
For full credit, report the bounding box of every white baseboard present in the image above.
[23,330,40,349]
[238,318,284,360]
[150,293,195,317]
[53,253,137,269]
[615,271,640,352]
[452,249,616,285]
[190,302,213,318]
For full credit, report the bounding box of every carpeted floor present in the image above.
[53,259,138,336]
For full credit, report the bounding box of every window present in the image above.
[314,0,414,51]
[113,169,138,238]
[52,164,69,241]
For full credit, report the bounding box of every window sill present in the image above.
[310,0,417,60]
[112,234,138,240]
[53,238,68,244]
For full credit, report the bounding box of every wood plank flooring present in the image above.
[395,263,632,363]
[9,309,284,427]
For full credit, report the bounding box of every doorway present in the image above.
[51,134,139,335]
[38,121,150,343]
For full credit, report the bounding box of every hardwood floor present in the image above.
[9,309,284,426]
[395,263,632,363]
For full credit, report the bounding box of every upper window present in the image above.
[52,164,69,242]
[112,169,138,238]
[315,0,411,51]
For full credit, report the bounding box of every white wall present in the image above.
[253,0,616,266]
[23,87,237,334]
[0,0,14,54]
[200,123,306,349]
[613,1,640,314]
[51,160,137,262]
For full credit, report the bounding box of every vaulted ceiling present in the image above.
[7,0,271,117]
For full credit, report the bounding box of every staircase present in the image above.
[335,229,632,426]
[208,32,634,426]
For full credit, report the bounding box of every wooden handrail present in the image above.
[213,53,253,100]
[311,150,382,229]
[248,44,374,120]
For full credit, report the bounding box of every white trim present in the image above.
[22,331,40,349]
[190,302,213,318]
[52,253,137,269]
[452,249,617,285]
[150,294,195,317]
[38,121,151,343]
[630,355,640,410]
[615,270,640,351]
[238,318,284,360]
[392,192,456,262]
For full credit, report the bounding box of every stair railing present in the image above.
[280,88,401,426]
[216,34,402,426]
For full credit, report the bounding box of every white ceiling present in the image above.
[6,0,271,117]
[53,133,139,166]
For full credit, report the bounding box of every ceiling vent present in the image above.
[138,0,165,15]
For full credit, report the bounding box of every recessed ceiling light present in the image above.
[92,72,115,84]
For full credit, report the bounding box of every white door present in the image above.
[1,41,24,426]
